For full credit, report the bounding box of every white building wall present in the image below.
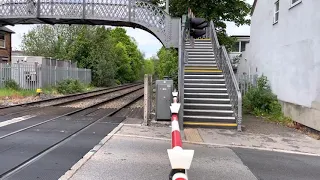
[244,0,320,108]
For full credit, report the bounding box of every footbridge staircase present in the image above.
[178,12,242,131]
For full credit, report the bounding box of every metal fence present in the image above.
[0,63,91,90]
[237,74,258,96]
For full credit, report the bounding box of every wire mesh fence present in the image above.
[237,74,258,96]
[0,63,91,90]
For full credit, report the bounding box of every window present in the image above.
[241,41,249,52]
[274,1,279,24]
[0,34,5,48]
[232,41,249,52]
[233,42,240,52]
[291,0,301,7]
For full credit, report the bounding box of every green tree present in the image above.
[87,26,116,86]
[111,28,144,81]
[143,58,155,75]
[21,25,146,87]
[114,42,135,84]
[154,47,178,88]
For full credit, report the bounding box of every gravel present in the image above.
[36,87,126,107]
[0,96,42,106]
[61,85,143,109]
[99,89,144,109]
[0,87,107,107]
[129,98,144,108]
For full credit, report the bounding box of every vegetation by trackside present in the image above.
[22,26,146,87]
[243,75,293,125]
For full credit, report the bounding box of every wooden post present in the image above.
[143,74,149,126]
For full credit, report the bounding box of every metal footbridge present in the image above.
[0,0,180,48]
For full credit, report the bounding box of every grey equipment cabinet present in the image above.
[156,80,173,121]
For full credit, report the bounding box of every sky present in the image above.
[6,0,254,58]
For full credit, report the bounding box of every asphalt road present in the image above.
[0,106,123,180]
[232,148,320,180]
[1,105,319,180]
[71,135,320,180]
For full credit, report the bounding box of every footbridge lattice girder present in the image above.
[0,0,179,48]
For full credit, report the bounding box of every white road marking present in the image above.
[0,115,36,128]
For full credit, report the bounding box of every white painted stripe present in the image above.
[171,120,180,132]
[115,134,320,157]
[0,115,36,128]
[173,172,188,180]
[173,146,183,150]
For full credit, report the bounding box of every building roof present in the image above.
[231,35,250,38]
[0,26,15,33]
[251,0,257,16]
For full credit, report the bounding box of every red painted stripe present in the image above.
[175,178,186,180]
[173,97,178,103]
[171,114,178,121]
[172,130,182,148]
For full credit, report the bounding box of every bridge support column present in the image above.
[166,0,170,14]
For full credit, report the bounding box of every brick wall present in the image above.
[0,32,12,63]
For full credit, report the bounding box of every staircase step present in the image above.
[185,43,212,46]
[184,66,218,70]
[184,83,226,89]
[185,42,212,47]
[186,46,213,50]
[184,78,225,82]
[184,98,230,104]
[184,75,224,79]
[184,79,225,84]
[187,61,216,64]
[186,45,213,48]
[187,51,214,55]
[184,103,232,110]
[183,121,237,128]
[185,39,212,44]
[185,48,213,52]
[185,64,217,67]
[183,115,236,123]
[184,93,229,98]
[184,88,227,93]
[188,57,215,61]
[188,54,215,58]
[184,69,222,73]
[184,109,233,116]
[184,71,223,75]
[184,115,235,120]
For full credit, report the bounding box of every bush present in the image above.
[243,75,288,123]
[4,79,20,90]
[56,79,85,95]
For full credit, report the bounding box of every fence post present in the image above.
[54,66,57,86]
[17,63,21,88]
[168,91,194,180]
[148,74,152,120]
[85,69,87,84]
[143,74,149,126]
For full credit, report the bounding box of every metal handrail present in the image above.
[178,15,188,133]
[209,21,242,131]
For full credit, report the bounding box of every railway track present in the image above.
[0,83,142,117]
[0,83,144,179]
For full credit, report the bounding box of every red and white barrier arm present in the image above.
[168,91,194,180]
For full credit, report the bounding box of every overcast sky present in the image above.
[6,0,254,58]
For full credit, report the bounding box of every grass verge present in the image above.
[0,89,37,99]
